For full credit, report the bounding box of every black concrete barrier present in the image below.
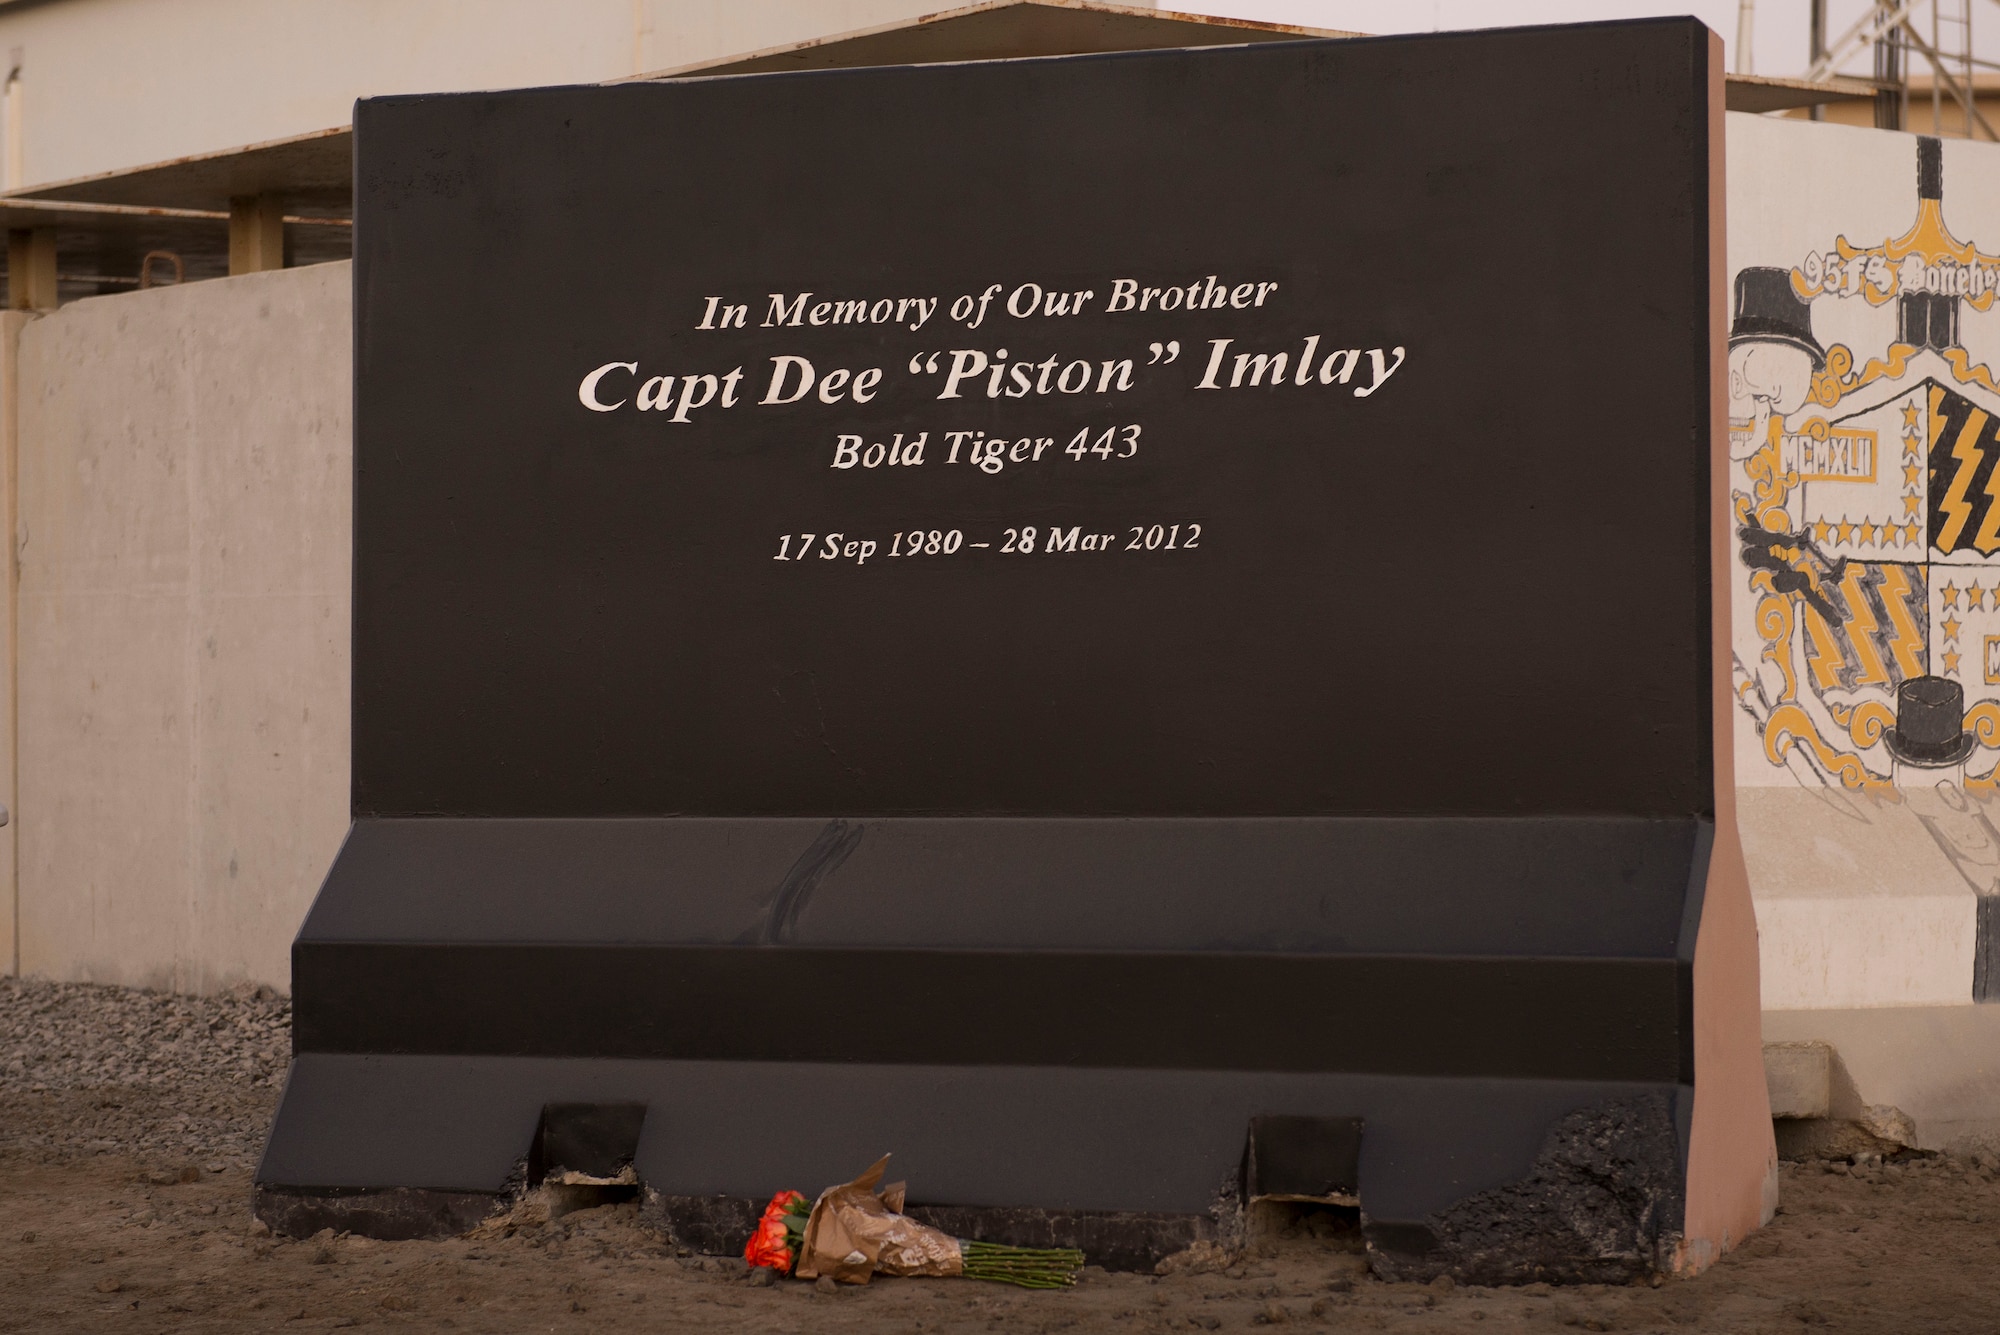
[257,18,1774,1281]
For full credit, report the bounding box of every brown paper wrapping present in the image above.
[794,1156,964,1284]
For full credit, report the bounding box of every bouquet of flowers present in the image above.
[744,1189,811,1273]
[743,1157,1084,1289]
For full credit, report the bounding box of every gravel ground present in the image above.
[0,977,289,1092]
[5,976,2000,1333]
[0,977,289,1171]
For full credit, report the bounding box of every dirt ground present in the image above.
[5,987,2000,1333]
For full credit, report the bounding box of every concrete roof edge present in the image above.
[1724,72,1878,98]
[615,0,1361,84]
[4,125,350,204]
[1722,71,1881,114]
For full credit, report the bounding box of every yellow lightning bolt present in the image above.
[1977,435,2000,554]
[1804,604,1848,691]
[1879,565,1927,680]
[1936,395,1989,554]
[1839,565,1891,686]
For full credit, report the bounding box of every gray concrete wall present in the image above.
[13,262,351,992]
[1765,1005,2000,1155]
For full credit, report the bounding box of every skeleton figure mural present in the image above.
[1734,136,2000,800]
[1729,266,1824,462]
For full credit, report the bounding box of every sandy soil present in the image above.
[5,983,2000,1333]
[4,1083,1999,1333]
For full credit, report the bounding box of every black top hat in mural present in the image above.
[1885,675,1977,767]
[1730,266,1826,369]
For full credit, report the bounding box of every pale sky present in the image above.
[1174,0,2000,82]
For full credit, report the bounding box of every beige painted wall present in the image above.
[14,261,350,992]
[1780,79,2000,142]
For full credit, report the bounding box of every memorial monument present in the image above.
[255,18,1776,1281]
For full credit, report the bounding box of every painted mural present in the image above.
[1733,134,2000,806]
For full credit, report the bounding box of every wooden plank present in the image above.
[5,228,53,310]
[228,194,285,275]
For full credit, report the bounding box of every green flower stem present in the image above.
[957,1240,1085,1289]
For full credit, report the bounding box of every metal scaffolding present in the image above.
[1796,0,1993,136]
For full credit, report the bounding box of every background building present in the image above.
[0,0,986,193]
